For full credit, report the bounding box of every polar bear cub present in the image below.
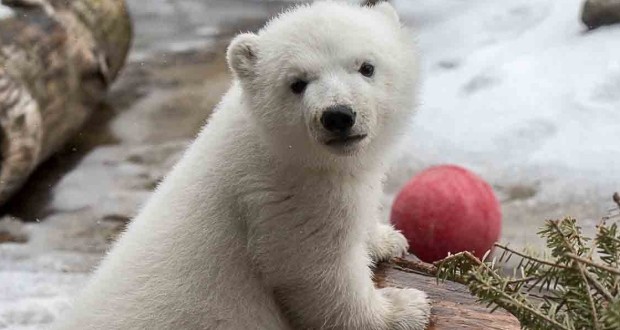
[53,1,430,329]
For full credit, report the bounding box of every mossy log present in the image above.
[0,0,131,205]
[375,256,521,329]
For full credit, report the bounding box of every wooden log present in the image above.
[375,256,521,329]
[0,0,131,205]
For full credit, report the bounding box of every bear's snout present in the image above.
[320,105,356,133]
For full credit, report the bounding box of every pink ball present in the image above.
[391,165,502,263]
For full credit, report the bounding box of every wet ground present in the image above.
[127,0,299,59]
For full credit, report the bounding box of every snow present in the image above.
[0,5,13,19]
[389,0,620,203]
[0,222,92,330]
[0,142,185,329]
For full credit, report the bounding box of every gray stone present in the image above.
[582,0,620,29]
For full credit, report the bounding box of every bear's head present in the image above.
[227,1,418,170]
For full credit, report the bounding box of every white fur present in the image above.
[53,2,429,329]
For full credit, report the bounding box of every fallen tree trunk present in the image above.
[0,0,131,205]
[375,256,521,329]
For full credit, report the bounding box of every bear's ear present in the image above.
[227,33,260,80]
[372,2,400,24]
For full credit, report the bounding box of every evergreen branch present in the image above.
[565,253,620,276]
[435,209,620,330]
[494,243,571,270]
[506,276,539,285]
[470,276,571,330]
[584,270,614,302]
[390,257,438,276]
[547,220,601,329]
[439,253,572,329]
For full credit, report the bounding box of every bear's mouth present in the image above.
[325,134,368,146]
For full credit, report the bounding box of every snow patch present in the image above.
[0,5,14,19]
[390,0,620,202]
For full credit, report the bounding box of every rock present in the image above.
[582,0,620,29]
[0,0,132,205]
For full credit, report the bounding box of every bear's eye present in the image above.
[290,79,308,94]
[359,62,374,78]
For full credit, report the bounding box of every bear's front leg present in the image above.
[274,248,430,330]
[367,223,409,263]
[380,286,431,330]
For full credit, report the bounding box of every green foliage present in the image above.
[435,199,620,330]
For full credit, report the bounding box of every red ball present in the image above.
[391,165,502,263]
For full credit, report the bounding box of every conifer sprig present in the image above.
[434,194,620,330]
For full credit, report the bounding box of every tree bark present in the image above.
[0,0,131,205]
[375,256,521,329]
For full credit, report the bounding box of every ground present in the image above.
[0,0,619,328]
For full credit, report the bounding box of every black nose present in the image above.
[320,105,356,133]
